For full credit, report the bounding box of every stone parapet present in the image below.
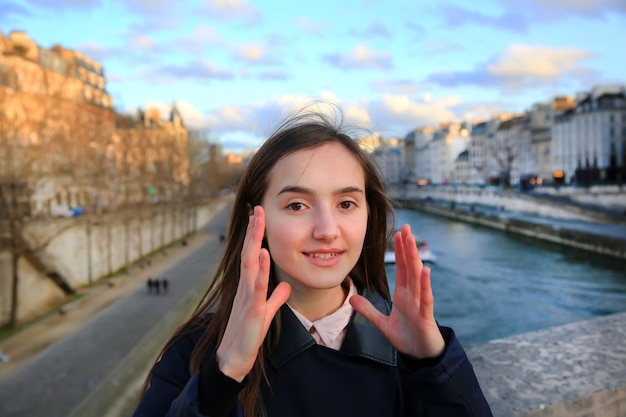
[467,312,626,417]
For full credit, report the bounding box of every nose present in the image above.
[312,207,339,241]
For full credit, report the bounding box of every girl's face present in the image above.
[262,142,368,303]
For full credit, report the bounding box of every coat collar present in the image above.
[269,288,397,369]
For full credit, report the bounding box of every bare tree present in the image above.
[485,115,531,187]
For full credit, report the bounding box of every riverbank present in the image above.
[395,198,626,260]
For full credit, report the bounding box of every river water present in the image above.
[386,208,626,347]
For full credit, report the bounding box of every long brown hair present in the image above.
[137,104,395,416]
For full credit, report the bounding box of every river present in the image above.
[386,208,626,347]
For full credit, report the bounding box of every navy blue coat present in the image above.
[133,291,493,417]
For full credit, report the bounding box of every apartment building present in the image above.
[429,122,470,184]
[552,85,626,185]
[528,96,576,183]
[404,125,436,184]
[468,119,499,184]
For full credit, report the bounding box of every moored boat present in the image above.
[384,238,437,264]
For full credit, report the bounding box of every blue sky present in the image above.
[1,0,625,152]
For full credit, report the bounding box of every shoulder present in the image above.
[155,319,209,376]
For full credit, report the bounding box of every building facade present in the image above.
[1,30,190,217]
[552,85,626,185]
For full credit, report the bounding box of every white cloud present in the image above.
[427,43,596,93]
[234,42,265,62]
[204,93,464,147]
[202,0,262,22]
[76,41,110,61]
[323,44,393,70]
[191,24,223,45]
[294,17,326,35]
[129,35,155,50]
[488,44,593,79]
[373,94,459,130]
[509,0,626,18]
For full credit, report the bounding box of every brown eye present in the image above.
[339,201,356,210]
[287,202,305,211]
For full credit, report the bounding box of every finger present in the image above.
[350,295,388,331]
[240,213,255,260]
[266,282,291,323]
[241,207,265,287]
[404,230,423,300]
[394,228,408,290]
[420,266,435,318]
[253,247,271,295]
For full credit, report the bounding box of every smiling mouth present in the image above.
[307,253,339,259]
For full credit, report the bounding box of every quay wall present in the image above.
[394,186,626,223]
[0,197,228,326]
[394,199,626,260]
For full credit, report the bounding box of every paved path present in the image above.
[0,205,231,417]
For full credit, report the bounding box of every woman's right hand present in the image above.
[216,206,291,382]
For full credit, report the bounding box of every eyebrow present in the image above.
[276,185,364,197]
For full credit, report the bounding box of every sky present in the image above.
[1,0,625,153]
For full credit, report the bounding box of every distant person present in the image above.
[162,278,169,293]
[132,105,492,417]
[146,278,154,295]
[154,279,160,295]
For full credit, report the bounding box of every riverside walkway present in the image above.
[0,206,231,417]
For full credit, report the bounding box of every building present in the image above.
[528,96,576,184]
[429,122,470,184]
[404,126,436,185]
[0,30,190,216]
[468,120,493,184]
[552,85,626,185]
[371,139,403,186]
[492,115,531,186]
[453,149,471,184]
[112,106,190,207]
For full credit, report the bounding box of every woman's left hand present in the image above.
[350,224,445,359]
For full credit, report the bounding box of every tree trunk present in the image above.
[9,251,19,328]
[8,181,19,328]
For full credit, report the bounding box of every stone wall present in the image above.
[396,199,626,260]
[468,312,626,417]
[0,198,228,326]
[394,185,624,223]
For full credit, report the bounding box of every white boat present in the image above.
[384,238,437,264]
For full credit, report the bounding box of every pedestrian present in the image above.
[132,105,492,417]
[162,278,169,293]
[146,278,153,295]
[154,279,160,295]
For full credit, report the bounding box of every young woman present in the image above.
[132,108,493,417]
